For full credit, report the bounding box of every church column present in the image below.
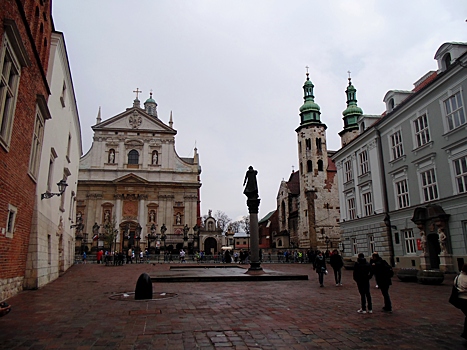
[138,195,146,242]
[115,194,122,245]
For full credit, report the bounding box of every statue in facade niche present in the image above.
[109,150,115,163]
[438,228,447,254]
[420,230,426,254]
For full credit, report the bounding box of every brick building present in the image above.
[0,0,53,300]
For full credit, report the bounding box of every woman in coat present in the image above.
[455,263,467,339]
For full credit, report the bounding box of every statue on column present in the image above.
[243,166,258,200]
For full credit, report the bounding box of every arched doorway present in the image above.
[204,237,218,255]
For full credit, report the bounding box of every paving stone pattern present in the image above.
[0,263,463,349]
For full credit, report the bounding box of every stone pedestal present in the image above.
[439,253,454,273]
[419,254,430,270]
[246,199,263,274]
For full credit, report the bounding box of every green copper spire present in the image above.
[342,74,362,130]
[299,71,322,125]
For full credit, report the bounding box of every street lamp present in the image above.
[41,179,68,200]
[183,224,189,249]
[193,224,200,251]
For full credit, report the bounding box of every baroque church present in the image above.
[75,91,201,256]
[276,73,340,251]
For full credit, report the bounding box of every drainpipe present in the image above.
[375,128,395,267]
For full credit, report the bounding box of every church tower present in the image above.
[339,76,362,146]
[295,71,340,250]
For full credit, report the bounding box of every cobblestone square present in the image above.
[0,263,462,349]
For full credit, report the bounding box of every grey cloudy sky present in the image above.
[52,1,466,222]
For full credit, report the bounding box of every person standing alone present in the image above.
[353,253,372,314]
[330,249,344,286]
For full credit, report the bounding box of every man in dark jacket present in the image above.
[313,251,327,287]
[330,249,344,286]
[353,253,372,314]
[370,252,393,312]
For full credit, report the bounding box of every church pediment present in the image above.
[92,108,175,134]
[113,173,149,184]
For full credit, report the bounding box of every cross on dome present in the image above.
[133,88,142,100]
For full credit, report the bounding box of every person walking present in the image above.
[454,263,467,339]
[330,249,344,286]
[313,251,327,287]
[82,251,87,264]
[353,253,372,314]
[370,252,393,312]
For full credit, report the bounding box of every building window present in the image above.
[128,149,139,164]
[65,133,72,162]
[344,160,353,182]
[444,91,465,131]
[413,114,430,148]
[60,80,66,107]
[352,237,358,255]
[404,229,416,254]
[368,235,375,254]
[28,108,45,179]
[390,130,404,160]
[47,234,51,265]
[307,160,312,173]
[359,150,369,175]
[0,37,21,148]
[347,197,356,220]
[317,159,323,171]
[420,168,438,202]
[454,155,467,193]
[298,141,302,154]
[362,192,373,217]
[305,138,311,150]
[316,138,322,152]
[6,204,17,238]
[395,179,410,209]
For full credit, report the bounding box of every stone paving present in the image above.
[0,262,463,350]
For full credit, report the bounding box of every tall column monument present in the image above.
[243,166,263,273]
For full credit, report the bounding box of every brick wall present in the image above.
[0,0,52,297]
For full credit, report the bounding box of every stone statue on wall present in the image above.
[420,230,426,254]
[438,228,447,254]
[109,150,115,163]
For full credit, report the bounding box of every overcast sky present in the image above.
[52,1,466,223]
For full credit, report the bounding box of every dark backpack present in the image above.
[384,260,394,278]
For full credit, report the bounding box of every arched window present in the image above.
[278,239,283,247]
[316,138,322,152]
[305,138,311,150]
[281,200,286,223]
[318,159,324,171]
[128,150,139,164]
[307,160,312,173]
[443,53,451,70]
[360,122,365,133]
[300,162,303,174]
[389,98,395,110]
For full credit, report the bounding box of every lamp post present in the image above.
[193,224,200,252]
[160,223,167,250]
[183,224,189,249]
[41,179,68,200]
